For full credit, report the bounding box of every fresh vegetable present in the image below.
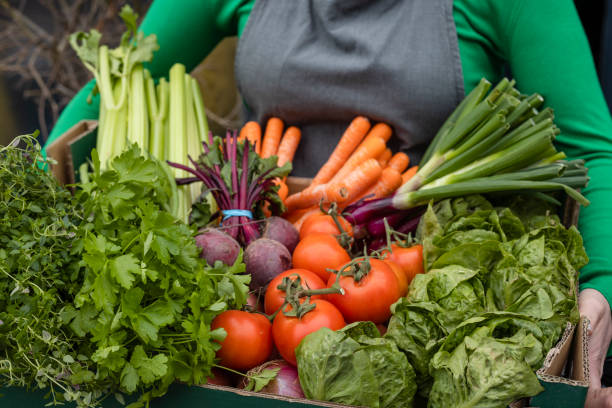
[345,78,590,234]
[378,148,392,167]
[327,134,386,186]
[402,165,419,185]
[326,258,400,323]
[70,6,158,164]
[428,313,548,408]
[292,233,351,281]
[0,135,94,406]
[169,131,291,245]
[311,116,371,186]
[261,216,300,253]
[383,244,425,284]
[272,299,345,365]
[299,212,353,239]
[245,238,293,291]
[276,126,302,167]
[385,194,587,402]
[71,7,210,222]
[261,117,285,158]
[388,152,410,173]
[296,321,416,408]
[326,158,383,204]
[264,269,327,315]
[242,360,304,398]
[239,121,262,155]
[384,260,409,297]
[195,228,241,266]
[359,166,403,200]
[366,122,393,142]
[211,310,273,371]
[67,146,251,405]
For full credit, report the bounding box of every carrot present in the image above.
[261,117,284,158]
[387,152,410,173]
[401,165,419,185]
[326,158,382,204]
[276,178,289,202]
[365,122,393,142]
[277,126,302,167]
[361,167,402,200]
[311,116,371,185]
[378,148,392,167]
[327,136,386,186]
[238,121,262,155]
[285,184,329,212]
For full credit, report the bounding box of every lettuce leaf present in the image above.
[296,322,417,408]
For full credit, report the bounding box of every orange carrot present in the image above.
[327,136,386,186]
[366,122,393,142]
[311,116,371,185]
[285,184,329,212]
[239,121,262,155]
[378,148,392,167]
[388,152,410,173]
[261,117,284,158]
[277,126,302,167]
[326,158,382,204]
[401,165,419,185]
[362,167,402,200]
[276,178,289,202]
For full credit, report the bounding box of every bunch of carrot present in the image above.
[283,116,417,228]
[238,117,302,202]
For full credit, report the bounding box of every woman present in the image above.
[46,1,612,405]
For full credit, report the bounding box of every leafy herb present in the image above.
[62,145,250,407]
[0,135,99,405]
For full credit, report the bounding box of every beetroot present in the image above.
[245,238,292,290]
[195,228,241,266]
[262,216,300,253]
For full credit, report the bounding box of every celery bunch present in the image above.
[70,5,210,222]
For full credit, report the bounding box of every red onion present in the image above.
[240,360,305,398]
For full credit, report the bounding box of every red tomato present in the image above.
[292,233,351,281]
[272,299,345,365]
[384,259,408,297]
[384,244,425,284]
[327,258,400,324]
[299,213,353,239]
[264,269,327,315]
[211,310,273,371]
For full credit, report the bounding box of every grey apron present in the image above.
[235,0,464,177]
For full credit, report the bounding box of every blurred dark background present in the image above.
[0,0,610,146]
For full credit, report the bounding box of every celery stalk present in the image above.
[191,78,210,144]
[146,74,168,160]
[168,63,189,223]
[127,65,149,151]
[184,74,202,204]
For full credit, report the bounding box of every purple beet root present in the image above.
[262,216,300,253]
[194,228,241,266]
[245,238,292,290]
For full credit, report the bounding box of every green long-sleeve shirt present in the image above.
[46,0,612,318]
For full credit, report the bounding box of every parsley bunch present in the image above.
[62,146,250,406]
